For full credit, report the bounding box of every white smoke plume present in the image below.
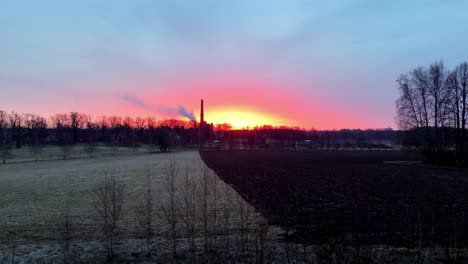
[120,93,196,121]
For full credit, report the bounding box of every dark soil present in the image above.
[200,150,468,247]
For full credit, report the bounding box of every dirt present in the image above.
[200,150,468,247]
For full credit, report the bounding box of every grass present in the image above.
[0,150,261,244]
[4,144,156,163]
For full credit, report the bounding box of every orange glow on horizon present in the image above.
[206,106,290,129]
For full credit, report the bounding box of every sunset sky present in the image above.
[1,1,468,129]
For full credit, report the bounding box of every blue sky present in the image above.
[1,0,467,128]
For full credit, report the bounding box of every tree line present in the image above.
[0,111,205,162]
[217,128,398,150]
[0,110,403,163]
[396,61,468,165]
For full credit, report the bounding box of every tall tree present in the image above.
[447,62,468,162]
[397,61,468,164]
[25,114,47,161]
[0,110,12,164]
[84,115,98,158]
[108,116,122,148]
[69,112,85,144]
[122,116,134,147]
[9,112,23,149]
[429,62,451,153]
[134,116,146,148]
[94,169,125,261]
[396,62,447,160]
[52,114,73,159]
[97,116,108,142]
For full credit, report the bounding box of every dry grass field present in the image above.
[1,151,197,242]
[0,150,280,263]
[2,144,155,163]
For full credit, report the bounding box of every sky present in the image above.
[1,0,468,129]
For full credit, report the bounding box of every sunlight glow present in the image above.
[206,106,286,129]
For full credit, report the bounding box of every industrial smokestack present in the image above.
[200,99,204,125]
[199,99,204,148]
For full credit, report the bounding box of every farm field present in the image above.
[2,144,161,163]
[0,150,276,263]
[200,150,468,247]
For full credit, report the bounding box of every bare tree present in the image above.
[52,114,73,159]
[69,112,85,144]
[137,163,155,258]
[7,229,16,264]
[157,127,170,152]
[108,116,122,150]
[134,116,146,149]
[0,110,12,164]
[62,191,73,264]
[97,115,108,142]
[221,179,233,255]
[428,62,450,149]
[161,157,179,260]
[235,193,247,258]
[201,165,211,253]
[94,169,125,261]
[181,164,197,262]
[254,218,269,264]
[205,166,219,250]
[447,62,468,163]
[397,61,468,165]
[8,112,23,149]
[122,116,133,147]
[146,116,156,152]
[25,114,47,161]
[396,62,450,161]
[84,115,98,158]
